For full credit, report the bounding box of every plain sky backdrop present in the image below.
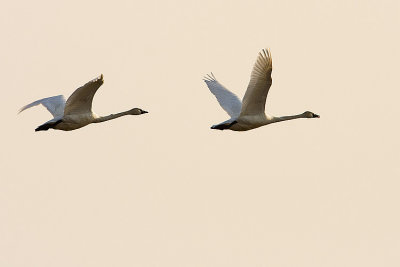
[1,0,400,266]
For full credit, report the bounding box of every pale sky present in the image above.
[1,0,400,266]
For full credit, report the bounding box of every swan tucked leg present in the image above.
[211,120,238,130]
[35,119,63,132]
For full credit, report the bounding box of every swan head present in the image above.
[303,111,320,118]
[129,108,148,115]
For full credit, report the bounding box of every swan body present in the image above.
[19,74,148,131]
[204,49,319,131]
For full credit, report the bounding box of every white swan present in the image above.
[204,49,319,131]
[19,74,148,131]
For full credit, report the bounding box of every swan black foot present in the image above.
[35,124,51,131]
[211,120,237,130]
[35,119,62,132]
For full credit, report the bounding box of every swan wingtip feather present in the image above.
[203,72,217,82]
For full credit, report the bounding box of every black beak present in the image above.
[141,110,148,114]
[313,113,320,118]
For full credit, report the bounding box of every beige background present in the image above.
[1,0,399,266]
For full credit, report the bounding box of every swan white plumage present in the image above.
[19,74,148,131]
[204,49,319,131]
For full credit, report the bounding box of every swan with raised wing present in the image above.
[204,49,319,131]
[19,74,148,131]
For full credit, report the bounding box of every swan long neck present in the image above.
[271,113,306,123]
[92,110,131,123]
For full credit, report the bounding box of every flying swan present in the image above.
[19,74,148,131]
[204,49,319,131]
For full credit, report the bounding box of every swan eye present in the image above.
[311,113,320,118]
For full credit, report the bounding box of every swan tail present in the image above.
[211,120,237,130]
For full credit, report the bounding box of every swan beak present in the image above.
[141,110,148,114]
[313,113,320,118]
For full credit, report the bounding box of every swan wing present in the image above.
[64,74,104,116]
[19,95,66,118]
[240,49,272,116]
[203,73,242,118]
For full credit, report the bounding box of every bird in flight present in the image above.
[19,74,148,131]
[204,49,319,131]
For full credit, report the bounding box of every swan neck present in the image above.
[93,110,131,123]
[272,113,305,123]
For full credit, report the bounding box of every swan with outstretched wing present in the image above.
[204,49,319,131]
[19,74,148,131]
